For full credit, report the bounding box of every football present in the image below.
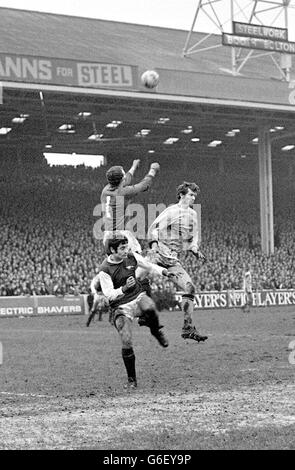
[141,70,159,89]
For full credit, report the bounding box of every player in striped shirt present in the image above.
[148,181,208,343]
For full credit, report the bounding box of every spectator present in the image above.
[0,158,295,296]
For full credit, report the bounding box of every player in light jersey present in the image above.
[100,159,160,253]
[242,270,253,313]
[97,235,172,389]
[147,181,208,343]
[86,273,110,327]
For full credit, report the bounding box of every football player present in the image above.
[86,274,110,326]
[100,159,160,253]
[97,234,173,390]
[147,181,208,343]
[241,269,253,313]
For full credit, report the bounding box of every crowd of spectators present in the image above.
[0,159,295,297]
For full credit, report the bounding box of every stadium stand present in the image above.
[1,154,295,297]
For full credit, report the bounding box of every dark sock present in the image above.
[122,348,136,381]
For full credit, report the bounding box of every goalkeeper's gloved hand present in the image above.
[132,159,140,169]
[191,250,207,262]
[150,162,160,173]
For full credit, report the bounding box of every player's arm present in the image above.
[133,253,171,278]
[187,210,206,261]
[148,206,173,249]
[190,250,206,261]
[187,209,199,251]
[121,162,160,197]
[98,271,136,301]
[90,274,100,295]
[122,159,140,186]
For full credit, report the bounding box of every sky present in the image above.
[0,1,207,30]
[0,0,294,36]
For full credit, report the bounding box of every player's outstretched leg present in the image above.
[169,267,208,342]
[114,312,137,390]
[181,293,208,343]
[137,295,168,348]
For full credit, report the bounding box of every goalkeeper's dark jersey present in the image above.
[100,172,154,232]
[99,254,144,309]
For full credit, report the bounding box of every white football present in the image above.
[141,70,159,89]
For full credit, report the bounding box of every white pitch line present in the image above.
[0,392,55,399]
[240,365,292,372]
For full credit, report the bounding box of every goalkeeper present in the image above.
[100,159,160,254]
[147,181,208,343]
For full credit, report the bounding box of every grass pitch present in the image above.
[0,307,295,449]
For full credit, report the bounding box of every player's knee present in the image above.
[115,315,133,347]
[114,314,124,330]
[143,307,157,320]
[114,312,129,333]
[122,337,133,349]
[139,295,157,322]
[184,282,195,296]
[140,307,159,331]
[138,294,155,311]
[122,329,133,349]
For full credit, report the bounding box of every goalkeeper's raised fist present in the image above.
[132,159,140,169]
[192,250,206,262]
[150,162,160,173]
